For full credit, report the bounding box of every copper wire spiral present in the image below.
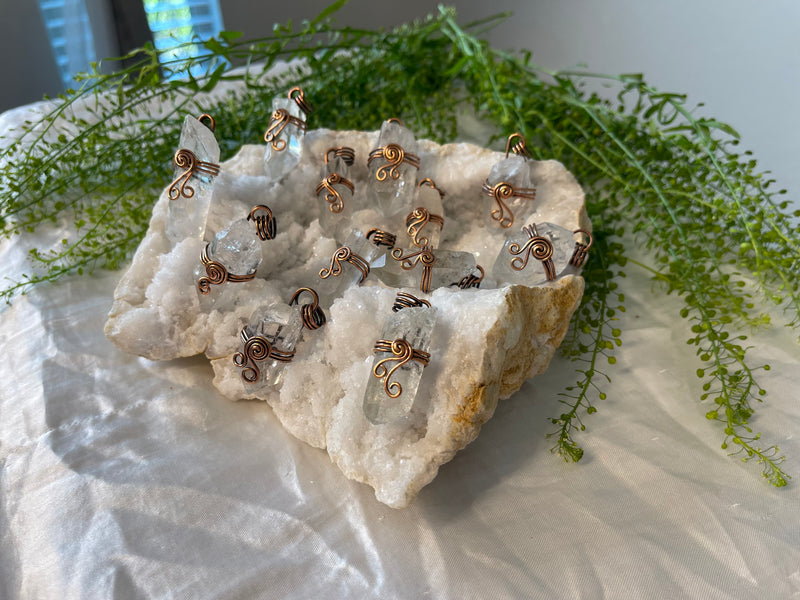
[418,178,445,199]
[319,246,370,283]
[233,329,296,384]
[392,292,431,312]
[405,207,445,248]
[481,180,537,229]
[366,228,397,249]
[288,86,312,115]
[197,113,216,132]
[247,205,277,240]
[372,338,430,399]
[569,229,593,268]
[315,173,354,213]
[367,143,420,181]
[505,132,531,158]
[168,149,220,200]
[290,287,327,330]
[391,246,436,293]
[264,108,307,151]
[197,243,256,294]
[509,224,556,280]
[324,146,355,166]
[454,265,485,290]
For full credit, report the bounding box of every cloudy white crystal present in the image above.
[368,120,419,217]
[263,96,306,181]
[492,222,576,286]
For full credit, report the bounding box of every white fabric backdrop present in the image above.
[1,102,799,599]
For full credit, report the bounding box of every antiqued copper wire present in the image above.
[247,205,277,240]
[386,117,404,126]
[168,149,220,200]
[319,246,371,283]
[418,177,445,199]
[505,132,531,158]
[405,207,445,248]
[197,113,216,131]
[366,228,397,249]
[391,246,436,293]
[324,146,355,166]
[509,224,556,280]
[569,229,594,268]
[372,338,431,399]
[392,292,431,312]
[264,108,307,151]
[233,328,296,383]
[367,144,421,181]
[290,287,327,330]
[481,180,537,229]
[315,173,355,213]
[197,243,256,295]
[454,265,485,289]
[288,86,312,115]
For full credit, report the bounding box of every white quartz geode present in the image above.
[104,128,589,508]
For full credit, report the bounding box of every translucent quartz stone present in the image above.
[492,222,575,286]
[363,305,437,424]
[367,120,419,217]
[166,115,220,244]
[194,218,262,309]
[315,229,384,309]
[485,155,535,229]
[317,154,354,241]
[372,247,477,292]
[238,302,304,394]
[263,96,305,181]
[405,183,445,249]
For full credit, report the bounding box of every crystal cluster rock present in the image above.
[368,120,419,217]
[485,154,535,229]
[363,305,437,424]
[317,153,354,240]
[492,222,577,286]
[237,302,304,394]
[373,247,477,292]
[314,229,384,309]
[404,181,445,249]
[263,96,306,181]
[166,115,219,244]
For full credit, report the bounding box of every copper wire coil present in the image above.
[319,246,370,284]
[247,205,277,240]
[391,246,436,294]
[372,338,431,399]
[233,329,296,384]
[367,144,421,181]
[386,117,404,126]
[197,113,216,132]
[288,86,312,115]
[453,265,485,289]
[290,287,327,330]
[315,174,355,214]
[418,178,445,199]
[392,292,431,312]
[168,148,220,200]
[509,224,556,280]
[324,146,355,166]
[366,228,397,249]
[569,229,594,268]
[481,179,537,229]
[505,132,531,158]
[197,243,256,295]
[264,108,307,152]
[405,207,445,248]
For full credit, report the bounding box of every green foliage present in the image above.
[1,5,796,486]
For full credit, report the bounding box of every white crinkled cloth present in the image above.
[1,98,799,600]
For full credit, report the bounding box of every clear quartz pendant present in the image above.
[492,222,575,286]
[373,246,477,293]
[484,154,536,230]
[363,304,437,424]
[317,149,355,240]
[235,302,304,394]
[315,229,383,309]
[404,179,445,249]
[367,119,420,217]
[166,115,220,244]
[263,96,307,181]
[194,218,262,309]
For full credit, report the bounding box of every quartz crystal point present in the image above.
[485,154,536,230]
[317,152,355,240]
[367,120,419,217]
[194,218,262,309]
[235,302,304,394]
[363,304,437,424]
[315,229,383,309]
[373,247,477,293]
[492,222,576,286]
[166,115,220,244]
[404,180,445,249]
[263,96,306,181]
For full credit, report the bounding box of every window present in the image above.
[38,0,96,89]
